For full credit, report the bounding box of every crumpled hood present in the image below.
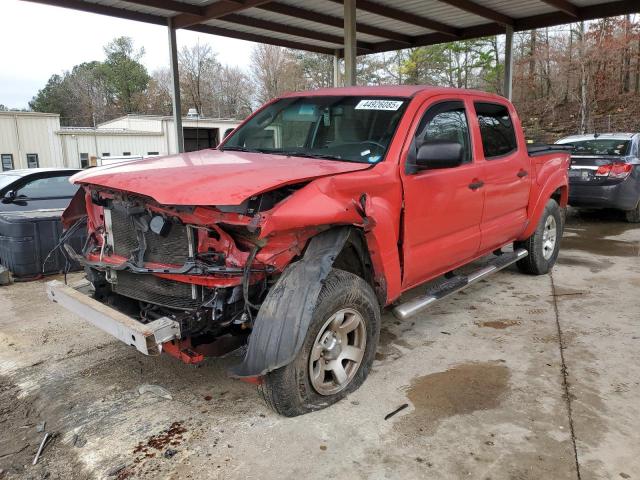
[71,149,370,205]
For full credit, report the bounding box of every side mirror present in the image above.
[1,190,16,204]
[413,141,464,171]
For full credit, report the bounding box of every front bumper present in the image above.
[47,280,181,355]
[568,179,639,210]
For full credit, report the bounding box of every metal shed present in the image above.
[21,0,640,151]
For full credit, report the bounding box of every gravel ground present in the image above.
[0,208,638,480]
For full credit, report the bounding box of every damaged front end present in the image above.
[58,183,318,364]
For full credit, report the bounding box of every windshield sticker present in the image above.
[355,99,403,111]
[368,155,382,163]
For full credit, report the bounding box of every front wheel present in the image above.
[259,269,380,417]
[515,199,563,275]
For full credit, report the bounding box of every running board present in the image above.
[392,249,528,320]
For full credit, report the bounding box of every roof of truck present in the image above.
[279,85,505,100]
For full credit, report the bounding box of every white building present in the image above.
[0,111,65,170]
[0,112,240,170]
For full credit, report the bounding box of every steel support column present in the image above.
[333,49,342,87]
[343,0,357,86]
[503,24,514,100]
[168,18,184,153]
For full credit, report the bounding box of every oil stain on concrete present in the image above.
[396,362,510,436]
[475,319,520,329]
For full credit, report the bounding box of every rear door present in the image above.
[400,97,484,289]
[472,101,531,250]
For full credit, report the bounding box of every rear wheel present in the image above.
[515,199,562,275]
[259,269,380,417]
[624,201,640,223]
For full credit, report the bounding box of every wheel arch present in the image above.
[229,226,361,378]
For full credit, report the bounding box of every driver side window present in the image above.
[17,176,78,199]
[414,101,472,164]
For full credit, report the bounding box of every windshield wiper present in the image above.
[282,151,352,162]
[219,145,264,153]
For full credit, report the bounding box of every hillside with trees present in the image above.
[29,15,639,141]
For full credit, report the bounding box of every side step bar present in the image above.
[392,249,528,320]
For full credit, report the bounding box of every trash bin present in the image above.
[0,209,86,279]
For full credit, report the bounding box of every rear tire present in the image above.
[515,199,562,275]
[624,201,640,223]
[259,269,380,417]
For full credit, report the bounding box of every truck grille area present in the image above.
[109,208,191,265]
[112,271,201,310]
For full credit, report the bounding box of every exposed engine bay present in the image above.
[60,183,315,358]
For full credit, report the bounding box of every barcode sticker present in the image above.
[355,99,403,111]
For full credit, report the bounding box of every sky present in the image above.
[0,0,255,109]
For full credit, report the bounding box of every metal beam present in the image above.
[23,0,167,25]
[327,0,459,37]
[121,0,204,15]
[221,13,373,50]
[436,0,513,27]
[344,0,357,87]
[167,18,184,154]
[172,0,273,29]
[538,0,578,17]
[503,25,514,100]
[258,2,414,46]
[333,50,342,87]
[186,23,335,55]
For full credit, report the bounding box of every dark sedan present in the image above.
[0,168,80,212]
[556,133,640,222]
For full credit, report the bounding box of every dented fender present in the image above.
[229,227,351,378]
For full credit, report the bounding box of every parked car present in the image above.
[0,168,80,212]
[47,86,569,416]
[555,133,640,222]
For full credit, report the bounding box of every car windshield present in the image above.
[222,96,408,163]
[561,139,631,156]
[0,175,20,190]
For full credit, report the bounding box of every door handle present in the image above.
[517,169,528,178]
[468,180,484,190]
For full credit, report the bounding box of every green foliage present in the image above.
[101,37,150,113]
[29,37,149,124]
[400,38,501,92]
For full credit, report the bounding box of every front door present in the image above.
[401,98,485,289]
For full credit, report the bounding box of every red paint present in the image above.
[71,150,370,206]
[68,86,569,357]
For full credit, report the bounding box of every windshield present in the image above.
[0,175,20,190]
[560,139,631,156]
[222,96,408,163]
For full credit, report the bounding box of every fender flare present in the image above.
[520,176,568,240]
[229,226,351,378]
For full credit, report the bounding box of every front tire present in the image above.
[515,199,562,275]
[259,269,380,417]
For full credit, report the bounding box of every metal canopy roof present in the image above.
[24,0,640,55]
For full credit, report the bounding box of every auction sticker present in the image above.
[355,99,403,110]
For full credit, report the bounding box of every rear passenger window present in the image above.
[475,102,517,158]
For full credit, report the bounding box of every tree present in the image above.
[179,42,220,116]
[250,45,305,103]
[101,37,150,113]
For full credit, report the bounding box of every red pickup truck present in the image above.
[48,86,569,416]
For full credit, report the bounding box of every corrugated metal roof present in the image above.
[23,0,640,54]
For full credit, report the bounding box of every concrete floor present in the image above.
[0,209,638,480]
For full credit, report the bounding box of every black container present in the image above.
[0,209,86,279]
